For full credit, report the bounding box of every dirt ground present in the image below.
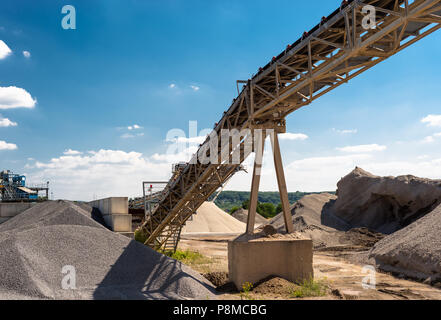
[178,236,441,300]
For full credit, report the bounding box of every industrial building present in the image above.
[0,170,49,202]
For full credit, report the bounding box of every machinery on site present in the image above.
[136,0,441,252]
[0,170,49,202]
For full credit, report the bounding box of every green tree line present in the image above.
[209,191,334,219]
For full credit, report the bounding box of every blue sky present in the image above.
[1,0,441,200]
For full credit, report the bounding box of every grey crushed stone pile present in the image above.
[269,193,339,233]
[332,167,441,234]
[0,200,215,300]
[367,204,441,282]
[268,193,352,249]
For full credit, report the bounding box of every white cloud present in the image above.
[422,115,441,127]
[121,132,144,139]
[333,128,358,134]
[25,139,441,200]
[190,85,200,91]
[63,149,82,155]
[167,136,207,144]
[0,40,12,59]
[227,150,441,193]
[0,86,37,109]
[121,133,135,139]
[421,132,441,144]
[283,154,372,191]
[226,152,373,192]
[0,116,17,127]
[22,50,31,58]
[150,146,198,164]
[337,144,387,153]
[128,124,142,131]
[169,84,176,89]
[279,133,309,141]
[422,136,435,144]
[0,140,17,150]
[28,149,185,200]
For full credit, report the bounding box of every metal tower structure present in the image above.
[0,170,49,202]
[139,0,441,251]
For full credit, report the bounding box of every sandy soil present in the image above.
[182,202,246,234]
[178,237,441,300]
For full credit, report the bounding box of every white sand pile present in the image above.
[0,200,215,300]
[182,202,246,235]
[231,208,268,227]
[332,167,441,234]
[367,204,441,282]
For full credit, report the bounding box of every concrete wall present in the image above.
[228,238,313,290]
[89,197,132,233]
[89,197,128,216]
[0,202,36,225]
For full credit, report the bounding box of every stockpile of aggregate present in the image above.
[181,202,246,235]
[332,167,441,234]
[366,204,441,283]
[269,193,346,248]
[0,200,215,300]
[231,208,268,227]
[268,192,385,250]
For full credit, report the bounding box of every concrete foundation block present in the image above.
[0,202,35,218]
[103,214,132,233]
[89,197,128,215]
[228,238,313,290]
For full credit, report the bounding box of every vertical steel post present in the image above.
[270,132,294,234]
[246,130,265,234]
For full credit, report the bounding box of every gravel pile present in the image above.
[332,167,441,234]
[270,193,339,232]
[231,208,268,227]
[268,193,384,250]
[367,204,441,282]
[269,193,342,248]
[0,200,215,300]
[181,202,246,234]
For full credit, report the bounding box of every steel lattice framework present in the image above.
[141,0,441,251]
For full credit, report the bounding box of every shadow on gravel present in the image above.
[93,241,216,300]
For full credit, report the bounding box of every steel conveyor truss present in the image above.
[140,0,441,251]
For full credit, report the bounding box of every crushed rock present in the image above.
[0,200,216,300]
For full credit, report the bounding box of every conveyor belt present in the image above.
[140,0,441,251]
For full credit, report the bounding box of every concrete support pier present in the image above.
[89,197,132,233]
[228,237,313,290]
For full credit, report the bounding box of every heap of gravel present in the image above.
[231,208,268,227]
[366,204,441,282]
[270,193,339,232]
[0,200,215,300]
[332,167,441,234]
[268,193,383,250]
[181,202,245,234]
[269,193,341,248]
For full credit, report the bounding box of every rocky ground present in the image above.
[0,201,215,300]
[177,167,441,300]
[178,237,441,300]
